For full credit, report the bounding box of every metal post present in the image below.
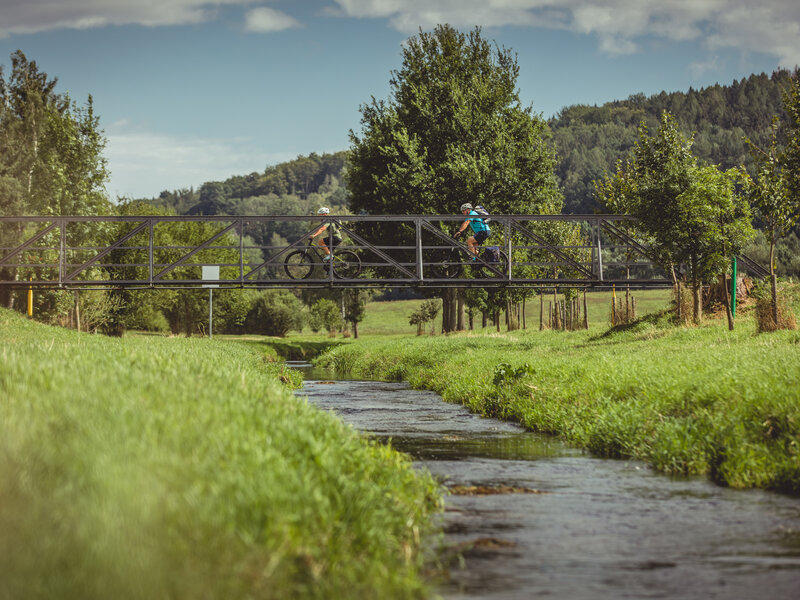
[59,220,66,286]
[506,216,511,280]
[328,219,334,282]
[209,289,213,338]
[148,220,154,285]
[239,219,244,286]
[415,218,423,281]
[731,256,737,318]
[27,277,33,317]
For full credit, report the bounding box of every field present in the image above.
[356,289,672,336]
[0,308,441,600]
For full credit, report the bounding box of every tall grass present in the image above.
[318,306,800,494]
[0,309,441,599]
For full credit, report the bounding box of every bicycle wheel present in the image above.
[478,249,509,279]
[331,250,361,278]
[284,250,315,279]
[431,248,463,279]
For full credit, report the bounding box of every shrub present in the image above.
[309,298,343,334]
[243,290,304,336]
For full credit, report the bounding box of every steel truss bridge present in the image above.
[0,214,768,290]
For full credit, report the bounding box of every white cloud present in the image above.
[104,122,293,198]
[0,0,263,36]
[329,0,800,65]
[244,7,301,32]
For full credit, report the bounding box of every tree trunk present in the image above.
[583,290,589,329]
[353,320,359,339]
[539,294,544,331]
[449,292,458,332]
[769,239,779,327]
[720,273,734,331]
[441,291,450,333]
[457,291,465,331]
[691,253,702,323]
[74,291,81,332]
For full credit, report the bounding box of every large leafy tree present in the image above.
[347,25,563,331]
[347,25,562,217]
[0,50,110,311]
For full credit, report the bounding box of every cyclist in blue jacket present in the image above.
[454,202,490,259]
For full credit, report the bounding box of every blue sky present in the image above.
[1,1,798,199]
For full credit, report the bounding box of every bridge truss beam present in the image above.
[0,214,748,290]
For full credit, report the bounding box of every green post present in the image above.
[731,256,737,318]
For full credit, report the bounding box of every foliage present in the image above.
[0,50,111,311]
[347,25,562,219]
[492,362,535,386]
[743,75,800,328]
[242,289,305,337]
[342,288,371,338]
[408,298,441,335]
[595,112,753,322]
[0,308,442,599]
[309,298,343,333]
[552,69,798,214]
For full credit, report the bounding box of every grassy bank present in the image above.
[317,309,800,494]
[0,308,441,599]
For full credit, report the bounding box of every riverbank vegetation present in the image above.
[0,308,441,599]
[316,286,800,495]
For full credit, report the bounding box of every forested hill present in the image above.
[143,69,796,217]
[552,69,795,213]
[145,151,350,218]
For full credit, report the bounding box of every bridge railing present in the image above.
[0,214,692,289]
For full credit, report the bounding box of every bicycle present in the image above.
[430,238,508,279]
[283,239,361,280]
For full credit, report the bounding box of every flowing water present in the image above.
[293,364,800,599]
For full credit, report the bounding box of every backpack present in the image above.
[474,205,491,224]
[482,246,501,264]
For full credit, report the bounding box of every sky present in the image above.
[1,1,799,200]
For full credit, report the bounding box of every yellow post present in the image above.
[611,284,616,325]
[27,277,33,317]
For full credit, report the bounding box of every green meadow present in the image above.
[0,308,441,600]
[317,288,800,494]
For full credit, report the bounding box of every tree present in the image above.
[346,25,562,331]
[342,289,370,338]
[348,25,562,217]
[678,165,753,329]
[408,299,440,335]
[744,77,800,328]
[596,112,753,323]
[0,51,111,313]
[308,298,342,335]
[243,290,304,337]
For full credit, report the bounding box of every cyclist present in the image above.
[310,207,342,261]
[454,202,490,259]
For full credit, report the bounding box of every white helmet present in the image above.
[317,207,330,215]
[460,203,473,212]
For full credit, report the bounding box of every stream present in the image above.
[293,364,800,599]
